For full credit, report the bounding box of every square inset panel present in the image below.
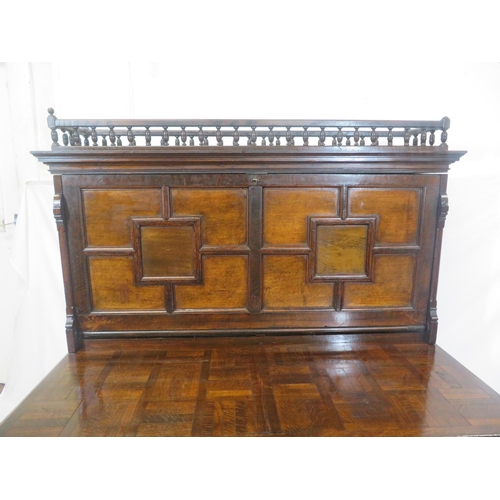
[309,218,376,282]
[133,218,201,284]
[141,226,195,278]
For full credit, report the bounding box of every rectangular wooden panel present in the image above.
[264,188,339,245]
[175,255,248,310]
[348,189,420,245]
[83,189,162,247]
[171,188,247,246]
[263,255,333,309]
[343,255,415,308]
[89,257,165,311]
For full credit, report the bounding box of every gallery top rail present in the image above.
[46,108,451,150]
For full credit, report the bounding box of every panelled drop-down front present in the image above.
[61,172,440,337]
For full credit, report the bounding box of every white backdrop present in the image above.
[1,61,499,424]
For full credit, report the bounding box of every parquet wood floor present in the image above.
[1,334,500,437]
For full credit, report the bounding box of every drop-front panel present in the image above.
[32,112,466,353]
[61,173,438,338]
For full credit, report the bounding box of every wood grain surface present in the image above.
[2,334,499,437]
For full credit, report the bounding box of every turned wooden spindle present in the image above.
[421,129,427,146]
[83,131,89,147]
[303,127,309,146]
[175,135,180,146]
[62,132,69,146]
[145,127,151,146]
[233,127,239,146]
[91,127,98,146]
[250,127,257,146]
[72,129,81,146]
[286,127,293,146]
[337,128,343,146]
[181,127,187,146]
[413,134,418,146]
[370,128,378,146]
[388,127,393,146]
[441,129,448,146]
[353,128,360,146]
[404,127,411,146]
[127,127,135,146]
[189,135,195,146]
[216,127,223,146]
[319,127,326,146]
[429,130,435,146]
[268,127,274,146]
[101,135,107,146]
[51,128,59,147]
[109,127,116,146]
[161,127,169,146]
[198,127,205,146]
[116,136,122,146]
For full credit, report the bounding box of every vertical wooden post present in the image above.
[53,175,82,353]
[425,175,449,345]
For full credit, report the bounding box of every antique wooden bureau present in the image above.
[32,109,466,353]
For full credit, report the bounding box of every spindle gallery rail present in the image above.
[46,108,450,150]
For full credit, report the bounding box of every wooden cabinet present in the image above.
[32,112,466,352]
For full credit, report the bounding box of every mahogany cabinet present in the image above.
[32,111,466,353]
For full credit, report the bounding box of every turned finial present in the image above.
[47,107,58,148]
